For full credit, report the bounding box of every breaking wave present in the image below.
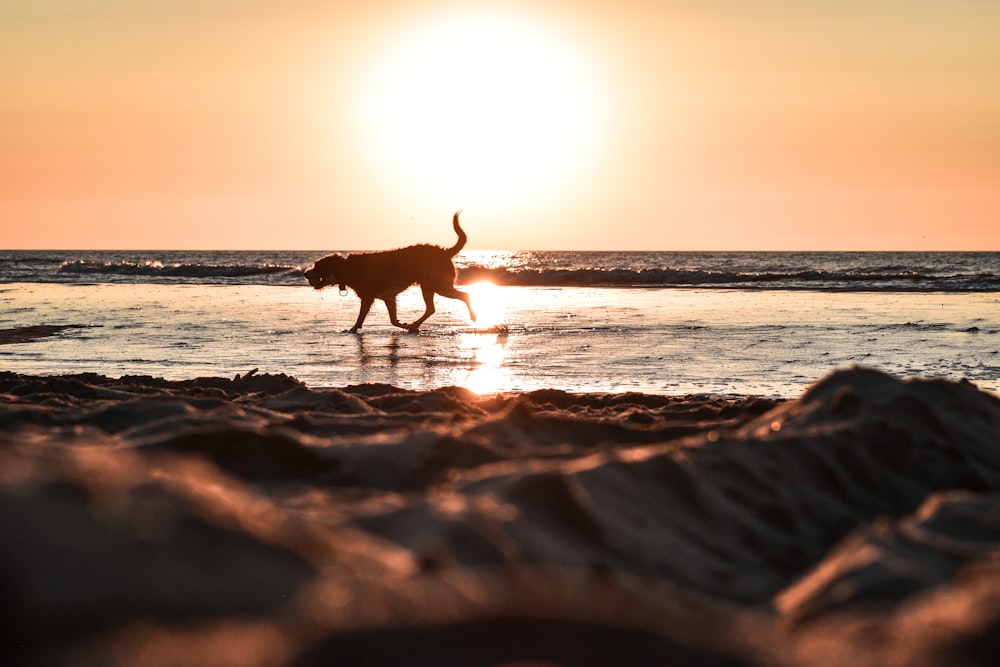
[457,266,1000,291]
[58,259,299,280]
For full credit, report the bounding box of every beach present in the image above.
[4,0,999,658]
[5,0,1000,659]
[4,363,1000,666]
[3,250,999,664]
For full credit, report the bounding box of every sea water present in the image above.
[1,251,997,396]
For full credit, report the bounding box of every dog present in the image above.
[304,211,476,333]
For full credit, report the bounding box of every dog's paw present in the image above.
[348,326,361,334]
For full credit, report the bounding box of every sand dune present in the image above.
[2,367,1000,666]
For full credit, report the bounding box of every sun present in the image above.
[354,8,606,211]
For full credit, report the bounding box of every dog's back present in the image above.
[343,244,456,297]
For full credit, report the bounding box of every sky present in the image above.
[2,0,999,250]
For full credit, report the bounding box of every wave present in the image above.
[457,266,1000,291]
[58,259,300,279]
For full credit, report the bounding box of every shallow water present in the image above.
[1,283,997,396]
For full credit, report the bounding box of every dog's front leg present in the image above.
[383,295,410,331]
[350,297,375,333]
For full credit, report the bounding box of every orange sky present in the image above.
[2,0,999,250]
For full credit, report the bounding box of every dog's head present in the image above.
[303,254,345,290]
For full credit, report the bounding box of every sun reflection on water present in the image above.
[456,250,526,271]
[454,281,514,393]
[458,330,511,394]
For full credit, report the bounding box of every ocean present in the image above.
[1,250,998,396]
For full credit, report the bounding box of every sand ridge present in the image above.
[3,367,1000,666]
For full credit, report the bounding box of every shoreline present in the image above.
[4,366,1000,665]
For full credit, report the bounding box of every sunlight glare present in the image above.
[464,280,508,328]
[459,331,510,395]
[355,8,605,211]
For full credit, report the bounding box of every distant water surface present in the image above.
[1,250,998,292]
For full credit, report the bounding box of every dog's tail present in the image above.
[446,209,467,257]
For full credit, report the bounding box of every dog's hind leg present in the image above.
[350,297,375,333]
[437,285,477,322]
[383,295,410,330]
[406,286,437,332]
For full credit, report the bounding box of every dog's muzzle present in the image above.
[303,268,325,289]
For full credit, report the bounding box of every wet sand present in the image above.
[0,325,88,345]
[3,366,1000,666]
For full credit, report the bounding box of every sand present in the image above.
[3,366,1000,666]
